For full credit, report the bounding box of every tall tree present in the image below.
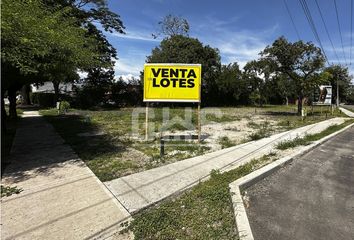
[153,14,189,39]
[43,0,124,100]
[1,0,102,117]
[323,65,352,104]
[243,60,272,106]
[216,63,245,105]
[260,37,326,114]
[1,0,124,118]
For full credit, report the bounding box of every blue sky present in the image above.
[104,0,353,79]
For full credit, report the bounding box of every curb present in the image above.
[229,122,354,240]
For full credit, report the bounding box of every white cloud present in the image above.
[114,58,142,76]
[115,73,140,82]
[111,30,160,42]
[195,16,278,68]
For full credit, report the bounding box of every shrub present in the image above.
[59,101,70,113]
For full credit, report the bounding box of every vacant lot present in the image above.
[40,105,344,181]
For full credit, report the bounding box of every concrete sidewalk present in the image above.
[1,111,131,240]
[340,107,354,117]
[105,117,348,213]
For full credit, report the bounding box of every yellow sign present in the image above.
[143,63,201,102]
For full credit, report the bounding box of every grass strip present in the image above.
[126,153,277,240]
[276,119,354,150]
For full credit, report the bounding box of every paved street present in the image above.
[246,125,354,240]
[1,111,131,240]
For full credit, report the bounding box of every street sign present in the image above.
[314,85,332,105]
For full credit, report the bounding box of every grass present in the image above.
[247,121,273,141]
[218,136,235,149]
[40,108,211,181]
[1,185,23,198]
[39,105,347,181]
[127,118,354,239]
[127,153,278,240]
[276,119,354,150]
[276,137,310,150]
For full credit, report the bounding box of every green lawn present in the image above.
[40,105,346,182]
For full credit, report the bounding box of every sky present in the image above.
[103,0,354,80]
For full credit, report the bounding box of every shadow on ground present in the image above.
[3,114,126,183]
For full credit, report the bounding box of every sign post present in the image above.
[197,102,201,142]
[143,63,202,142]
[145,102,149,141]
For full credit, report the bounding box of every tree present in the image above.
[75,68,114,108]
[323,65,352,104]
[43,0,123,102]
[146,35,221,105]
[1,0,124,118]
[216,63,246,105]
[243,60,272,106]
[153,14,189,38]
[260,37,326,114]
[1,0,101,118]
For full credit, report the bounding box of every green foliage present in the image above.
[1,0,101,75]
[218,136,235,149]
[276,119,354,150]
[276,137,310,150]
[216,63,247,105]
[59,101,70,112]
[248,121,272,140]
[324,65,353,103]
[1,185,23,198]
[75,68,115,108]
[111,77,143,107]
[260,37,326,113]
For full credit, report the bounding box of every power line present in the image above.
[350,0,353,65]
[314,0,340,64]
[299,0,329,65]
[333,0,347,65]
[283,0,301,40]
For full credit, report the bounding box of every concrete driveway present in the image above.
[246,125,354,240]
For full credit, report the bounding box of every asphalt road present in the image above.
[246,125,354,240]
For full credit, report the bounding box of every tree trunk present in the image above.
[21,84,31,105]
[1,96,7,133]
[285,97,289,106]
[53,81,60,103]
[8,88,17,119]
[297,95,303,115]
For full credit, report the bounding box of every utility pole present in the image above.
[336,80,339,107]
